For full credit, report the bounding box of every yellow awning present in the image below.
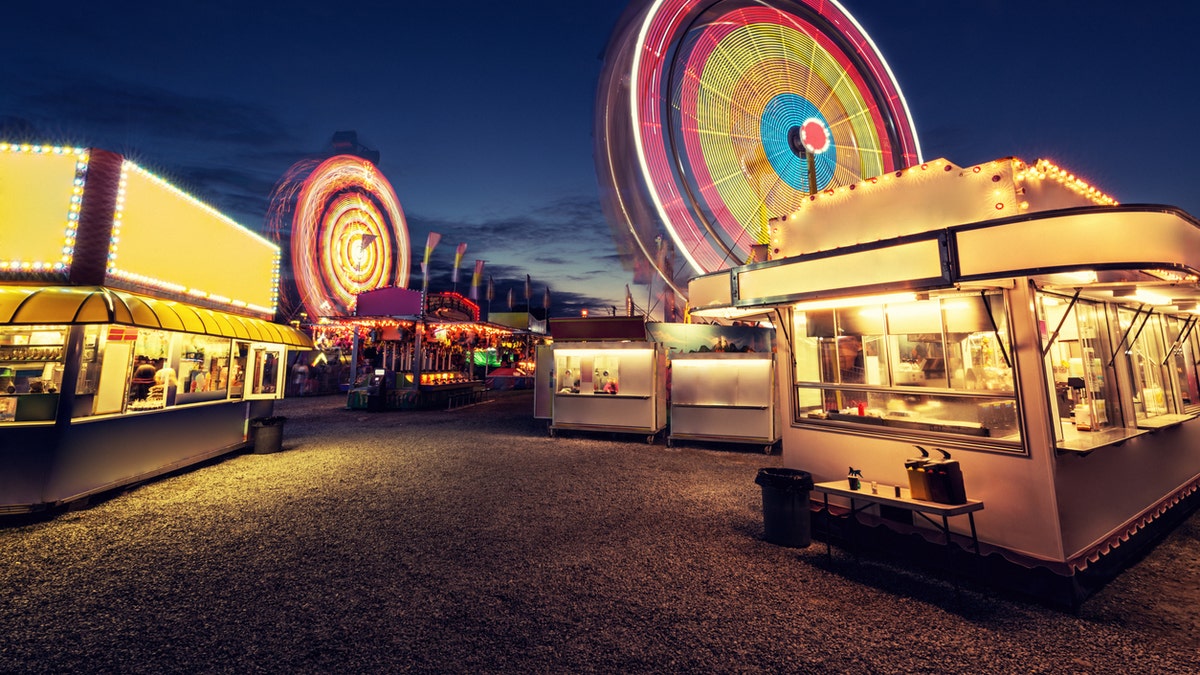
[0,285,313,348]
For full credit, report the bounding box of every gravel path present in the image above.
[1,390,1197,674]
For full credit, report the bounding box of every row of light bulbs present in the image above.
[769,157,1119,248]
[0,144,90,274]
[1017,159,1118,206]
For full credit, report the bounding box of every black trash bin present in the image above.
[755,467,814,547]
[250,416,286,454]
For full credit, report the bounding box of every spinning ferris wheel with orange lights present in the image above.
[267,141,410,321]
[595,0,923,298]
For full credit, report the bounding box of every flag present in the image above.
[507,287,514,310]
[470,260,484,300]
[421,231,441,276]
[524,274,532,302]
[542,285,551,311]
[451,242,467,283]
[486,275,495,302]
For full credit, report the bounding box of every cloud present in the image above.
[1,67,306,226]
[404,193,634,316]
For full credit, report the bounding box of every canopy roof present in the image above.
[0,285,312,348]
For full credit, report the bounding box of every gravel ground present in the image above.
[1,390,1198,674]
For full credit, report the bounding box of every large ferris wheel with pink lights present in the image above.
[595,0,923,299]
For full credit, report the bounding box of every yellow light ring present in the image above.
[319,194,392,309]
[289,155,409,318]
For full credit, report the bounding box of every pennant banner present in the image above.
[423,231,442,268]
[524,274,532,301]
[452,242,467,283]
[470,260,485,301]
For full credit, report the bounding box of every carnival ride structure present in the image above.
[266,149,410,321]
[595,0,922,302]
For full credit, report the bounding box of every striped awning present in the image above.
[0,285,313,348]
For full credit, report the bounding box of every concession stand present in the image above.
[688,156,1200,578]
[0,143,311,514]
[641,321,780,451]
[545,316,668,442]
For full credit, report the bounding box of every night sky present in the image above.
[3,1,1197,319]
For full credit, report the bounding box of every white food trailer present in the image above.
[689,156,1200,583]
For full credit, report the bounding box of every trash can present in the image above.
[250,416,286,454]
[755,467,814,547]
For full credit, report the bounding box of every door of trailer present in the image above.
[242,343,285,399]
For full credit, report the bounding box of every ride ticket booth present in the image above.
[0,143,311,514]
[689,156,1200,591]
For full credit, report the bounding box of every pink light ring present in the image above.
[645,154,723,270]
[632,0,715,274]
[637,75,720,271]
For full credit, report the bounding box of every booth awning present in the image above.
[0,285,313,348]
[691,205,1200,317]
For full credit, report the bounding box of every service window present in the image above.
[1037,292,1124,441]
[554,353,584,393]
[1117,308,1176,421]
[230,341,249,399]
[793,292,1020,446]
[0,324,68,423]
[126,328,176,412]
[1165,315,1200,412]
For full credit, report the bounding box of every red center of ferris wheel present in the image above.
[801,119,829,155]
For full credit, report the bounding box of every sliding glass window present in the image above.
[793,293,1020,445]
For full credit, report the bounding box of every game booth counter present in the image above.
[339,286,520,410]
[0,143,312,515]
[688,155,1200,597]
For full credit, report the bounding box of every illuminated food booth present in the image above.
[689,156,1200,579]
[546,317,668,442]
[638,322,780,452]
[0,144,311,514]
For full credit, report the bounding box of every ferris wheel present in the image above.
[595,0,922,296]
[267,153,410,320]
